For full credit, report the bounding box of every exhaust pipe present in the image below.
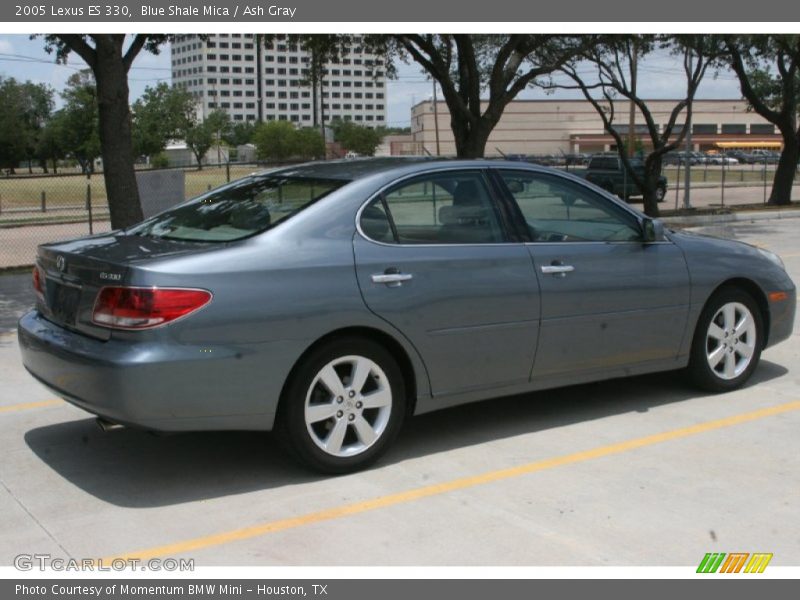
[96,417,124,432]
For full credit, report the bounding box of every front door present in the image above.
[494,169,691,379]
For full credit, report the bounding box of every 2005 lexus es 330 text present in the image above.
[18,159,796,473]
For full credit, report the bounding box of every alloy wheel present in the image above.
[304,355,393,458]
[705,301,757,380]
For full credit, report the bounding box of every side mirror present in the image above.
[642,218,665,243]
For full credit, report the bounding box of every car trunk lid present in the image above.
[36,234,212,340]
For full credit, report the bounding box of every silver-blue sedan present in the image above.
[18,158,796,473]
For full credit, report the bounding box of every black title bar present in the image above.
[3,0,800,22]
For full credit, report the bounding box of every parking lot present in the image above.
[0,217,798,567]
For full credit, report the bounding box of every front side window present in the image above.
[360,171,505,245]
[129,176,346,242]
[498,171,642,242]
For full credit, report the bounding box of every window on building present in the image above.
[721,124,747,135]
[750,123,776,135]
[693,123,717,134]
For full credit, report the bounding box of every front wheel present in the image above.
[277,337,406,474]
[687,288,763,392]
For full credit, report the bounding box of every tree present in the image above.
[41,34,170,228]
[331,119,383,156]
[132,82,195,158]
[58,71,101,175]
[362,34,591,158]
[557,35,720,217]
[723,35,800,205]
[0,78,54,173]
[36,111,67,174]
[223,121,257,147]
[295,127,326,160]
[253,120,300,162]
[183,110,230,169]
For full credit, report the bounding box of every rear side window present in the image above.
[360,171,505,245]
[129,176,346,242]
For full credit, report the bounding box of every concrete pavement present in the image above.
[0,218,798,567]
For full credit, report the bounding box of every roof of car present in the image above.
[255,157,553,181]
[257,157,438,180]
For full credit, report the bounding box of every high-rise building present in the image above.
[170,34,387,127]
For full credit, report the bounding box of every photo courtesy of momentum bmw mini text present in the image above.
[0,0,799,597]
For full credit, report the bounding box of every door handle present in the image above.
[541,265,575,275]
[371,272,413,285]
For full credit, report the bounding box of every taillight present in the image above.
[92,287,212,330]
[32,266,44,301]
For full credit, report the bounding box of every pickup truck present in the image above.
[580,154,667,202]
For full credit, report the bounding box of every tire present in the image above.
[277,337,406,474]
[655,185,666,203]
[687,287,763,393]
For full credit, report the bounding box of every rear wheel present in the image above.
[277,337,406,474]
[687,288,763,392]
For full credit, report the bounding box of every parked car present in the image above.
[18,158,796,473]
[582,154,668,202]
[751,149,780,164]
[706,153,739,166]
[725,150,757,164]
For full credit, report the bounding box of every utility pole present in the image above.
[255,34,263,124]
[319,73,327,158]
[311,47,319,128]
[627,41,637,158]
[683,52,694,209]
[432,81,441,156]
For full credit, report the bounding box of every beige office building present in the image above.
[409,99,782,156]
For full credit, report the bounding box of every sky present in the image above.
[0,34,746,128]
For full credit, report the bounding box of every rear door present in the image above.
[353,168,541,396]
[495,169,691,379]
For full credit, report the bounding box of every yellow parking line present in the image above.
[0,399,63,414]
[102,399,800,562]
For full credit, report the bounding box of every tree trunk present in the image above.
[93,43,143,229]
[641,160,664,218]
[768,132,798,205]
[451,117,492,158]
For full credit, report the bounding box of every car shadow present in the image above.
[23,360,789,508]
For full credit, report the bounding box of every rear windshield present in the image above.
[128,175,347,242]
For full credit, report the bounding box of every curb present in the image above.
[662,209,800,228]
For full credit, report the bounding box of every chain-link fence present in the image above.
[0,163,265,269]
[506,153,799,211]
[1,155,798,270]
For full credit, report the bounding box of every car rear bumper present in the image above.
[17,310,280,431]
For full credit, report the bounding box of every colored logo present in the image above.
[697,552,773,573]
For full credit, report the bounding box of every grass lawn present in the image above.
[0,165,262,212]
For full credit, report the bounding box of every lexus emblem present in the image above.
[56,255,66,272]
